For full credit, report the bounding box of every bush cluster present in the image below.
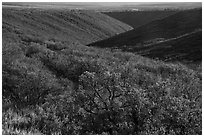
[2,41,202,135]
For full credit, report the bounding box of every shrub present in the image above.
[2,40,201,135]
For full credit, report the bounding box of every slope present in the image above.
[2,7,133,45]
[103,10,177,28]
[3,32,202,134]
[88,9,201,49]
[134,30,202,62]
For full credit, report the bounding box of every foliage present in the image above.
[2,39,202,134]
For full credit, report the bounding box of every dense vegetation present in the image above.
[104,10,177,28]
[2,7,202,135]
[3,34,202,135]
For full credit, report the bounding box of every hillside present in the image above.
[2,5,202,135]
[3,7,132,45]
[103,10,177,28]
[3,33,202,135]
[88,9,201,50]
[134,30,202,62]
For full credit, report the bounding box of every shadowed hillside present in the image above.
[134,30,202,62]
[103,10,177,28]
[3,7,132,45]
[88,9,201,49]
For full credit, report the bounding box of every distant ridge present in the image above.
[88,9,201,48]
[103,10,177,28]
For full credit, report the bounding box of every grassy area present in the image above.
[3,7,132,45]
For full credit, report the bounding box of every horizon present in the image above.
[2,2,202,11]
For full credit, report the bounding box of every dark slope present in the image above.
[2,7,132,45]
[104,10,177,28]
[134,30,202,62]
[88,9,202,48]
